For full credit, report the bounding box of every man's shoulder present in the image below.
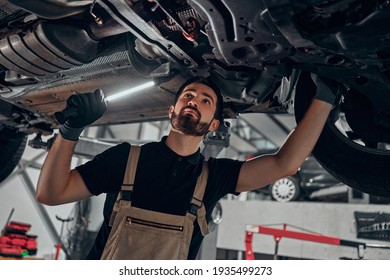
[106,140,158,153]
[206,156,244,178]
[140,140,160,148]
[206,156,243,165]
[102,141,130,155]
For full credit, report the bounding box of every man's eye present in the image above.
[203,99,211,104]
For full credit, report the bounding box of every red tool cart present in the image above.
[0,209,38,258]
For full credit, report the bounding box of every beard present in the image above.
[171,106,211,136]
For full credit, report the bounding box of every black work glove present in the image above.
[59,89,107,141]
[311,74,339,105]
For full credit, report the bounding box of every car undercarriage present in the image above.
[0,0,389,197]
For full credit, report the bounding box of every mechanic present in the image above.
[36,75,337,260]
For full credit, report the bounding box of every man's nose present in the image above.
[188,100,197,107]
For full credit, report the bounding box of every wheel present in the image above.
[294,72,390,198]
[270,176,301,202]
[0,129,27,184]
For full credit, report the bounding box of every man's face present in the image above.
[169,82,220,136]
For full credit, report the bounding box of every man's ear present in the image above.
[208,119,220,132]
[168,105,174,118]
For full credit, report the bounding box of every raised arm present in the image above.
[236,75,338,193]
[36,135,92,205]
[36,90,107,205]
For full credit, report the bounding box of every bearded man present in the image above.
[36,75,336,259]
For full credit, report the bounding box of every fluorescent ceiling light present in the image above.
[106,81,155,102]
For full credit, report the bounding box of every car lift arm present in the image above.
[245,224,390,260]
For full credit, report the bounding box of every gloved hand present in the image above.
[311,73,339,105]
[59,89,107,141]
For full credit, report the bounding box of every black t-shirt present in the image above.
[76,137,243,259]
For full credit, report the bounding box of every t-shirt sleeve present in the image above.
[207,157,244,198]
[76,142,130,196]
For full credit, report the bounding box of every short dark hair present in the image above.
[175,76,224,121]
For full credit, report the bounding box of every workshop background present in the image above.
[1,114,390,260]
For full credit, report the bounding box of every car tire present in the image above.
[0,129,27,184]
[269,176,301,202]
[294,72,390,198]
